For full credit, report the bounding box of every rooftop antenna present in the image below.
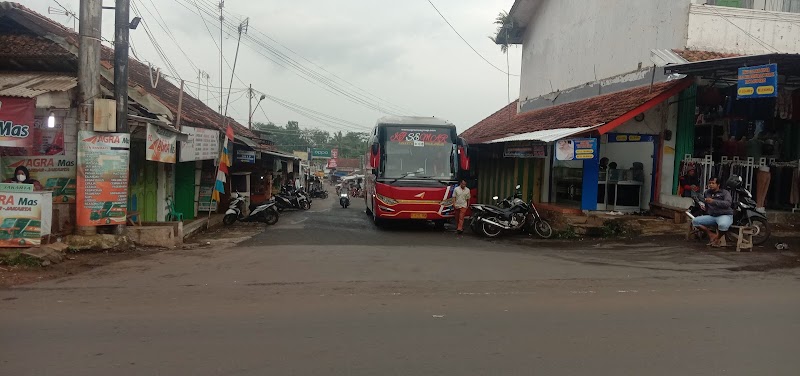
[49,1,77,31]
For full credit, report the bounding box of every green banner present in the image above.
[311,149,331,158]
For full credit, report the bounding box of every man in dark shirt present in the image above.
[691,177,734,246]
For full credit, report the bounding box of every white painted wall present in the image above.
[517,0,691,101]
[688,4,800,54]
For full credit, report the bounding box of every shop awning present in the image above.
[127,114,189,142]
[663,53,800,79]
[234,135,260,149]
[0,72,76,97]
[461,78,693,144]
[487,124,602,143]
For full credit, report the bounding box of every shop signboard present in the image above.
[236,150,256,164]
[0,183,33,193]
[0,190,52,247]
[503,141,547,158]
[327,158,338,169]
[556,138,597,161]
[146,124,177,163]
[179,126,219,162]
[607,133,657,143]
[77,131,130,227]
[0,96,35,148]
[2,156,77,203]
[293,150,309,161]
[311,149,331,159]
[331,148,339,159]
[737,63,778,99]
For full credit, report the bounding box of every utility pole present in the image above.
[77,0,102,237]
[175,80,185,130]
[218,0,224,115]
[114,0,131,133]
[248,83,253,129]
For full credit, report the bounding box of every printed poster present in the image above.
[0,96,35,148]
[0,191,52,247]
[77,131,130,226]
[197,170,218,212]
[2,156,77,203]
[32,117,65,155]
[180,126,219,162]
[556,138,598,161]
[146,123,177,163]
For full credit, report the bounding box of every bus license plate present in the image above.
[410,213,428,219]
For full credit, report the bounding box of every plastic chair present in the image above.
[165,196,184,222]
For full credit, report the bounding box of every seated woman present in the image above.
[5,166,43,190]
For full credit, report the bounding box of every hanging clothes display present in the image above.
[756,166,771,208]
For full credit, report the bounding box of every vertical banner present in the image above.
[33,117,65,155]
[0,96,35,148]
[2,156,77,203]
[146,124,177,163]
[77,131,130,226]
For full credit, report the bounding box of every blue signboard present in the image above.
[737,63,778,99]
[556,138,598,161]
[607,133,657,143]
[236,150,256,164]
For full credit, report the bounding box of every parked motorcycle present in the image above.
[340,190,350,208]
[275,185,311,211]
[685,175,770,246]
[469,184,553,239]
[309,187,329,199]
[223,192,280,226]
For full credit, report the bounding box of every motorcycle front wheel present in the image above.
[532,219,553,239]
[223,213,237,226]
[481,217,503,238]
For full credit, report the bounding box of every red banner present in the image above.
[0,96,35,148]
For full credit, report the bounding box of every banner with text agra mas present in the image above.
[2,156,77,203]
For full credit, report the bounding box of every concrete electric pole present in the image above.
[113,0,131,133]
[77,0,102,236]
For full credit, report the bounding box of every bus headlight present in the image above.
[376,194,397,205]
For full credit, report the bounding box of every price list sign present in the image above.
[77,131,130,226]
[180,126,220,162]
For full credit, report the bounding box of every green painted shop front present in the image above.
[473,144,544,205]
[174,161,196,220]
[128,141,158,223]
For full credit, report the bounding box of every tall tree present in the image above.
[489,10,514,104]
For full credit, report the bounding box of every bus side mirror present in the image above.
[458,145,470,171]
[370,143,380,171]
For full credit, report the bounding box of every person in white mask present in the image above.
[7,165,43,190]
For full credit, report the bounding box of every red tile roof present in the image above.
[459,100,518,144]
[336,158,361,169]
[461,80,689,144]
[0,34,72,59]
[0,2,256,139]
[673,49,742,62]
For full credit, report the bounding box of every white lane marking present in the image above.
[290,218,308,225]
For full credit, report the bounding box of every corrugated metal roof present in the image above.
[486,124,602,144]
[0,72,77,98]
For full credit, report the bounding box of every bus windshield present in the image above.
[382,126,455,180]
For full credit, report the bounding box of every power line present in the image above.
[176,0,410,116]
[195,0,418,115]
[426,0,520,77]
[137,0,202,73]
[702,4,780,53]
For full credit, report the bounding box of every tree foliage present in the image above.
[252,121,368,159]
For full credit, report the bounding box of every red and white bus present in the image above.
[364,116,470,227]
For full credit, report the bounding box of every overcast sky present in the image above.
[27,0,521,134]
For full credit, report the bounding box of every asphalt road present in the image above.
[2,194,799,375]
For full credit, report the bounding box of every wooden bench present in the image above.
[126,211,142,227]
[650,202,689,224]
[728,225,755,252]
